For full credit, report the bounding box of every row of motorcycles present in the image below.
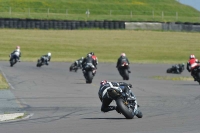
[10,54,49,67]
[69,58,130,84]
[69,59,141,119]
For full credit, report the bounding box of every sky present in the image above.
[178,0,200,11]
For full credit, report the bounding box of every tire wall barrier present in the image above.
[125,22,200,32]
[0,18,125,30]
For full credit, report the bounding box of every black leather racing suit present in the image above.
[116,56,131,73]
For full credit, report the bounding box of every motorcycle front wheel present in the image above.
[116,98,133,119]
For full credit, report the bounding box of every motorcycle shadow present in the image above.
[83,117,125,120]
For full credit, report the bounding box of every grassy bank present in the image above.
[1,29,200,63]
[0,0,199,22]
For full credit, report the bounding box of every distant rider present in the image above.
[40,52,51,65]
[82,53,96,71]
[98,80,140,117]
[116,53,131,73]
[187,54,200,81]
[74,57,84,68]
[90,52,98,69]
[9,46,21,62]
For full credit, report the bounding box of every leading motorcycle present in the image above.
[107,86,142,119]
[83,63,96,84]
[10,54,18,67]
[118,62,129,80]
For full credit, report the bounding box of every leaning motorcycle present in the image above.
[70,60,83,72]
[10,54,18,67]
[107,87,142,119]
[83,63,96,83]
[166,64,184,74]
[36,57,48,67]
[192,65,200,85]
[118,62,129,80]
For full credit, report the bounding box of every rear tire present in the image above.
[124,69,129,80]
[87,71,93,83]
[116,98,133,119]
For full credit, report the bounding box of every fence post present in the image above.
[28,8,30,17]
[110,10,112,16]
[176,12,178,21]
[9,7,11,16]
[130,10,132,18]
[152,10,154,19]
[47,8,50,17]
[66,9,68,16]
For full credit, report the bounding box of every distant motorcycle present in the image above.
[107,86,142,119]
[10,54,19,67]
[83,63,96,83]
[36,57,49,67]
[166,64,184,74]
[118,62,129,80]
[69,59,83,72]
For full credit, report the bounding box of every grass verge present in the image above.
[153,76,193,81]
[0,73,9,89]
[0,29,200,63]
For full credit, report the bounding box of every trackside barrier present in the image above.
[0,18,125,30]
[125,22,200,32]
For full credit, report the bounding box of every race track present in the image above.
[0,61,200,133]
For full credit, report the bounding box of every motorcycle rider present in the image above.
[82,53,96,71]
[98,80,141,117]
[9,46,21,62]
[187,54,200,81]
[116,53,131,74]
[40,52,51,65]
[90,52,98,69]
[74,57,84,68]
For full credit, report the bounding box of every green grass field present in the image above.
[1,29,200,63]
[0,0,199,22]
[0,73,9,89]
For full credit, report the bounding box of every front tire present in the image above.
[124,69,129,80]
[116,98,133,119]
[166,68,172,73]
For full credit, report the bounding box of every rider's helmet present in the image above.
[190,54,195,59]
[87,53,92,57]
[90,52,94,56]
[16,46,20,49]
[81,57,84,60]
[100,80,107,86]
[47,52,51,57]
[121,53,126,57]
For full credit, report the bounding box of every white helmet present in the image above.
[121,53,126,57]
[190,54,195,59]
[48,52,51,56]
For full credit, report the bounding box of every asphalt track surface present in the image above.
[0,61,200,133]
